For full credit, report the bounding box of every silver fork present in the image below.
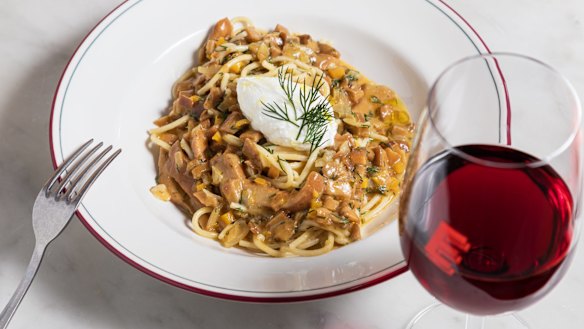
[0,139,121,329]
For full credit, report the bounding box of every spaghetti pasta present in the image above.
[149,17,413,257]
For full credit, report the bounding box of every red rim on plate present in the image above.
[49,0,495,302]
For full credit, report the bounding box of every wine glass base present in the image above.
[406,303,531,329]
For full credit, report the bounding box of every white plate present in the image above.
[50,0,492,301]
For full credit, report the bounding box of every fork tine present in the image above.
[54,142,104,196]
[69,148,122,204]
[62,145,113,200]
[45,139,93,195]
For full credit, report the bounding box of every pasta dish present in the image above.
[148,17,413,257]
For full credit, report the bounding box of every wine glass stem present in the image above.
[465,315,485,329]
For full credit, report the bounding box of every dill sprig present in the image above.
[260,101,299,127]
[261,68,333,153]
[277,69,298,118]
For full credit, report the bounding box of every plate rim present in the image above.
[49,0,494,302]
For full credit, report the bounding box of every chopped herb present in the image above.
[345,71,359,82]
[259,144,275,154]
[233,206,246,212]
[364,111,373,121]
[277,155,285,172]
[370,96,382,104]
[331,79,341,88]
[378,185,388,194]
[221,53,237,64]
[333,214,350,224]
[366,166,380,175]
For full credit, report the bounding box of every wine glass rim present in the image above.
[426,52,582,169]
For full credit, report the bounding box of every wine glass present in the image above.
[399,53,582,328]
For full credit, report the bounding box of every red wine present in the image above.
[400,144,574,315]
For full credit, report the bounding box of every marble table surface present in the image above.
[1,0,583,328]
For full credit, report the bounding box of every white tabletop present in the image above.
[1,1,583,328]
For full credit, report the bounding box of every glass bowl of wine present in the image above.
[399,53,582,328]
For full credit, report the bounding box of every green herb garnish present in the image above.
[261,68,333,153]
[277,155,286,172]
[333,214,350,224]
[260,144,274,154]
[366,166,380,175]
[370,96,381,104]
[331,79,341,88]
[261,101,298,126]
[364,111,373,121]
[345,70,359,82]
[220,54,232,64]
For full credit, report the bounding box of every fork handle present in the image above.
[0,244,47,329]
